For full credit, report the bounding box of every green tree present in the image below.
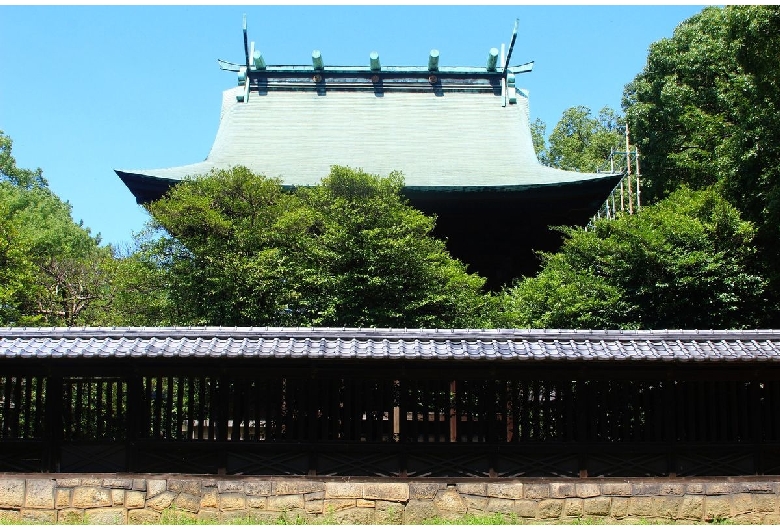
[143,165,489,328]
[495,188,766,329]
[623,5,780,321]
[530,117,550,166]
[0,132,110,326]
[547,106,624,172]
[1,131,46,188]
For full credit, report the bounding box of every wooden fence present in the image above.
[1,359,779,477]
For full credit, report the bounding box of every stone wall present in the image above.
[1,474,779,524]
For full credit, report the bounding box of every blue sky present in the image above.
[1,5,704,250]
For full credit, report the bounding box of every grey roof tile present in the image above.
[2,327,780,363]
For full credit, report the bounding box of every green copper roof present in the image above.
[116,86,619,193]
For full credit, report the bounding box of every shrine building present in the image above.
[116,22,622,287]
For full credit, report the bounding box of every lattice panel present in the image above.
[0,443,44,472]
[676,451,754,476]
[60,444,126,473]
[585,451,668,477]
[226,449,308,475]
[494,452,579,477]
[133,445,219,474]
[405,450,491,477]
[315,450,400,477]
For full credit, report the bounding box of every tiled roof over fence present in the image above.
[2,327,780,362]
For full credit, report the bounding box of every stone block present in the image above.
[627,496,654,517]
[81,478,102,486]
[146,491,177,512]
[72,486,111,509]
[601,482,631,496]
[631,483,660,496]
[220,492,247,511]
[174,492,200,513]
[216,480,245,493]
[305,499,323,514]
[413,482,445,499]
[654,496,682,519]
[247,496,268,510]
[245,481,271,496]
[404,499,438,524]
[127,508,161,524]
[704,496,731,521]
[56,478,81,488]
[678,495,704,520]
[333,507,374,525]
[755,493,777,513]
[563,498,583,517]
[764,514,780,524]
[583,496,611,516]
[576,483,600,498]
[611,497,629,519]
[146,479,167,498]
[0,509,19,523]
[741,481,774,493]
[168,479,201,496]
[357,499,375,508]
[512,499,537,518]
[131,479,146,491]
[731,492,754,515]
[102,478,132,490]
[200,488,218,509]
[375,501,404,525]
[273,480,323,495]
[525,483,550,499]
[196,509,220,523]
[487,483,523,499]
[659,483,684,495]
[550,482,576,498]
[267,493,303,512]
[110,489,124,506]
[55,487,71,509]
[58,508,85,524]
[124,490,145,509]
[463,494,488,511]
[538,499,563,519]
[704,482,731,495]
[685,483,704,494]
[486,497,515,515]
[0,479,25,508]
[85,507,125,524]
[304,490,324,501]
[433,488,466,514]
[0,509,20,522]
[323,498,356,512]
[20,509,56,524]
[363,482,409,502]
[325,482,363,499]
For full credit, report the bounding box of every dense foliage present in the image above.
[495,188,766,329]
[143,165,489,328]
[624,5,780,319]
[532,106,624,172]
[1,131,111,325]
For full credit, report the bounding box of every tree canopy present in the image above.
[0,131,110,326]
[142,165,489,328]
[495,188,766,329]
[532,106,624,172]
[624,5,780,321]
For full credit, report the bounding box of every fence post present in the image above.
[664,378,677,477]
[751,380,763,474]
[576,380,588,477]
[44,375,63,472]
